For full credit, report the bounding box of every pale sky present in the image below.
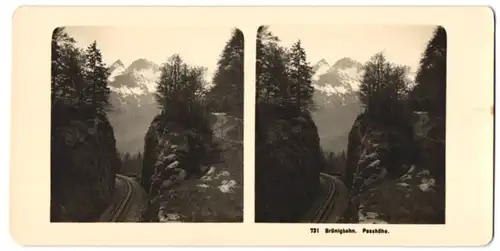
[64,26,236,81]
[267,25,437,72]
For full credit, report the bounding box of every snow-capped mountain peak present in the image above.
[108,58,161,96]
[107,58,161,117]
[311,57,363,99]
[127,59,161,93]
[127,58,159,72]
[309,57,363,111]
[108,60,126,82]
[312,58,331,81]
[106,58,162,155]
[332,57,362,70]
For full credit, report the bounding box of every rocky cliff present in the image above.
[141,112,215,199]
[50,106,121,222]
[255,106,324,222]
[342,111,445,224]
[141,112,243,222]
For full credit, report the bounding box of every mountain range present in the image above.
[310,57,364,154]
[106,59,161,154]
[310,57,416,154]
[106,56,413,155]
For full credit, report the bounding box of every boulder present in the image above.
[142,113,214,198]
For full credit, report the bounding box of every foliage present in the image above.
[154,54,211,134]
[408,26,447,119]
[407,26,447,182]
[358,52,411,125]
[51,28,112,116]
[206,28,244,118]
[256,26,316,115]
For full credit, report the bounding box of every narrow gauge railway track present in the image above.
[309,173,337,223]
[110,174,134,222]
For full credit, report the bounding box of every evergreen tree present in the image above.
[288,40,314,113]
[83,41,112,114]
[263,45,290,107]
[256,26,285,106]
[409,26,447,119]
[256,28,315,117]
[51,28,86,108]
[207,28,244,118]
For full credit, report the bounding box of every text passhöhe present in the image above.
[323,228,389,234]
[362,228,389,234]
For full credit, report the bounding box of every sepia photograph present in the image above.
[11,5,494,246]
[255,25,446,224]
[50,26,244,222]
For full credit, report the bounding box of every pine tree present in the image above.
[83,41,111,114]
[208,28,244,118]
[288,40,314,113]
[51,28,86,108]
[409,26,446,119]
[256,26,284,106]
[256,31,315,116]
[263,45,290,107]
[67,48,87,105]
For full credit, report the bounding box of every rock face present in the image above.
[141,113,214,198]
[50,106,121,222]
[210,113,243,142]
[141,112,243,222]
[342,111,445,224]
[255,107,324,222]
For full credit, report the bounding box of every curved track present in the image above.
[109,174,135,222]
[310,173,337,223]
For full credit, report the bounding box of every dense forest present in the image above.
[50,27,121,221]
